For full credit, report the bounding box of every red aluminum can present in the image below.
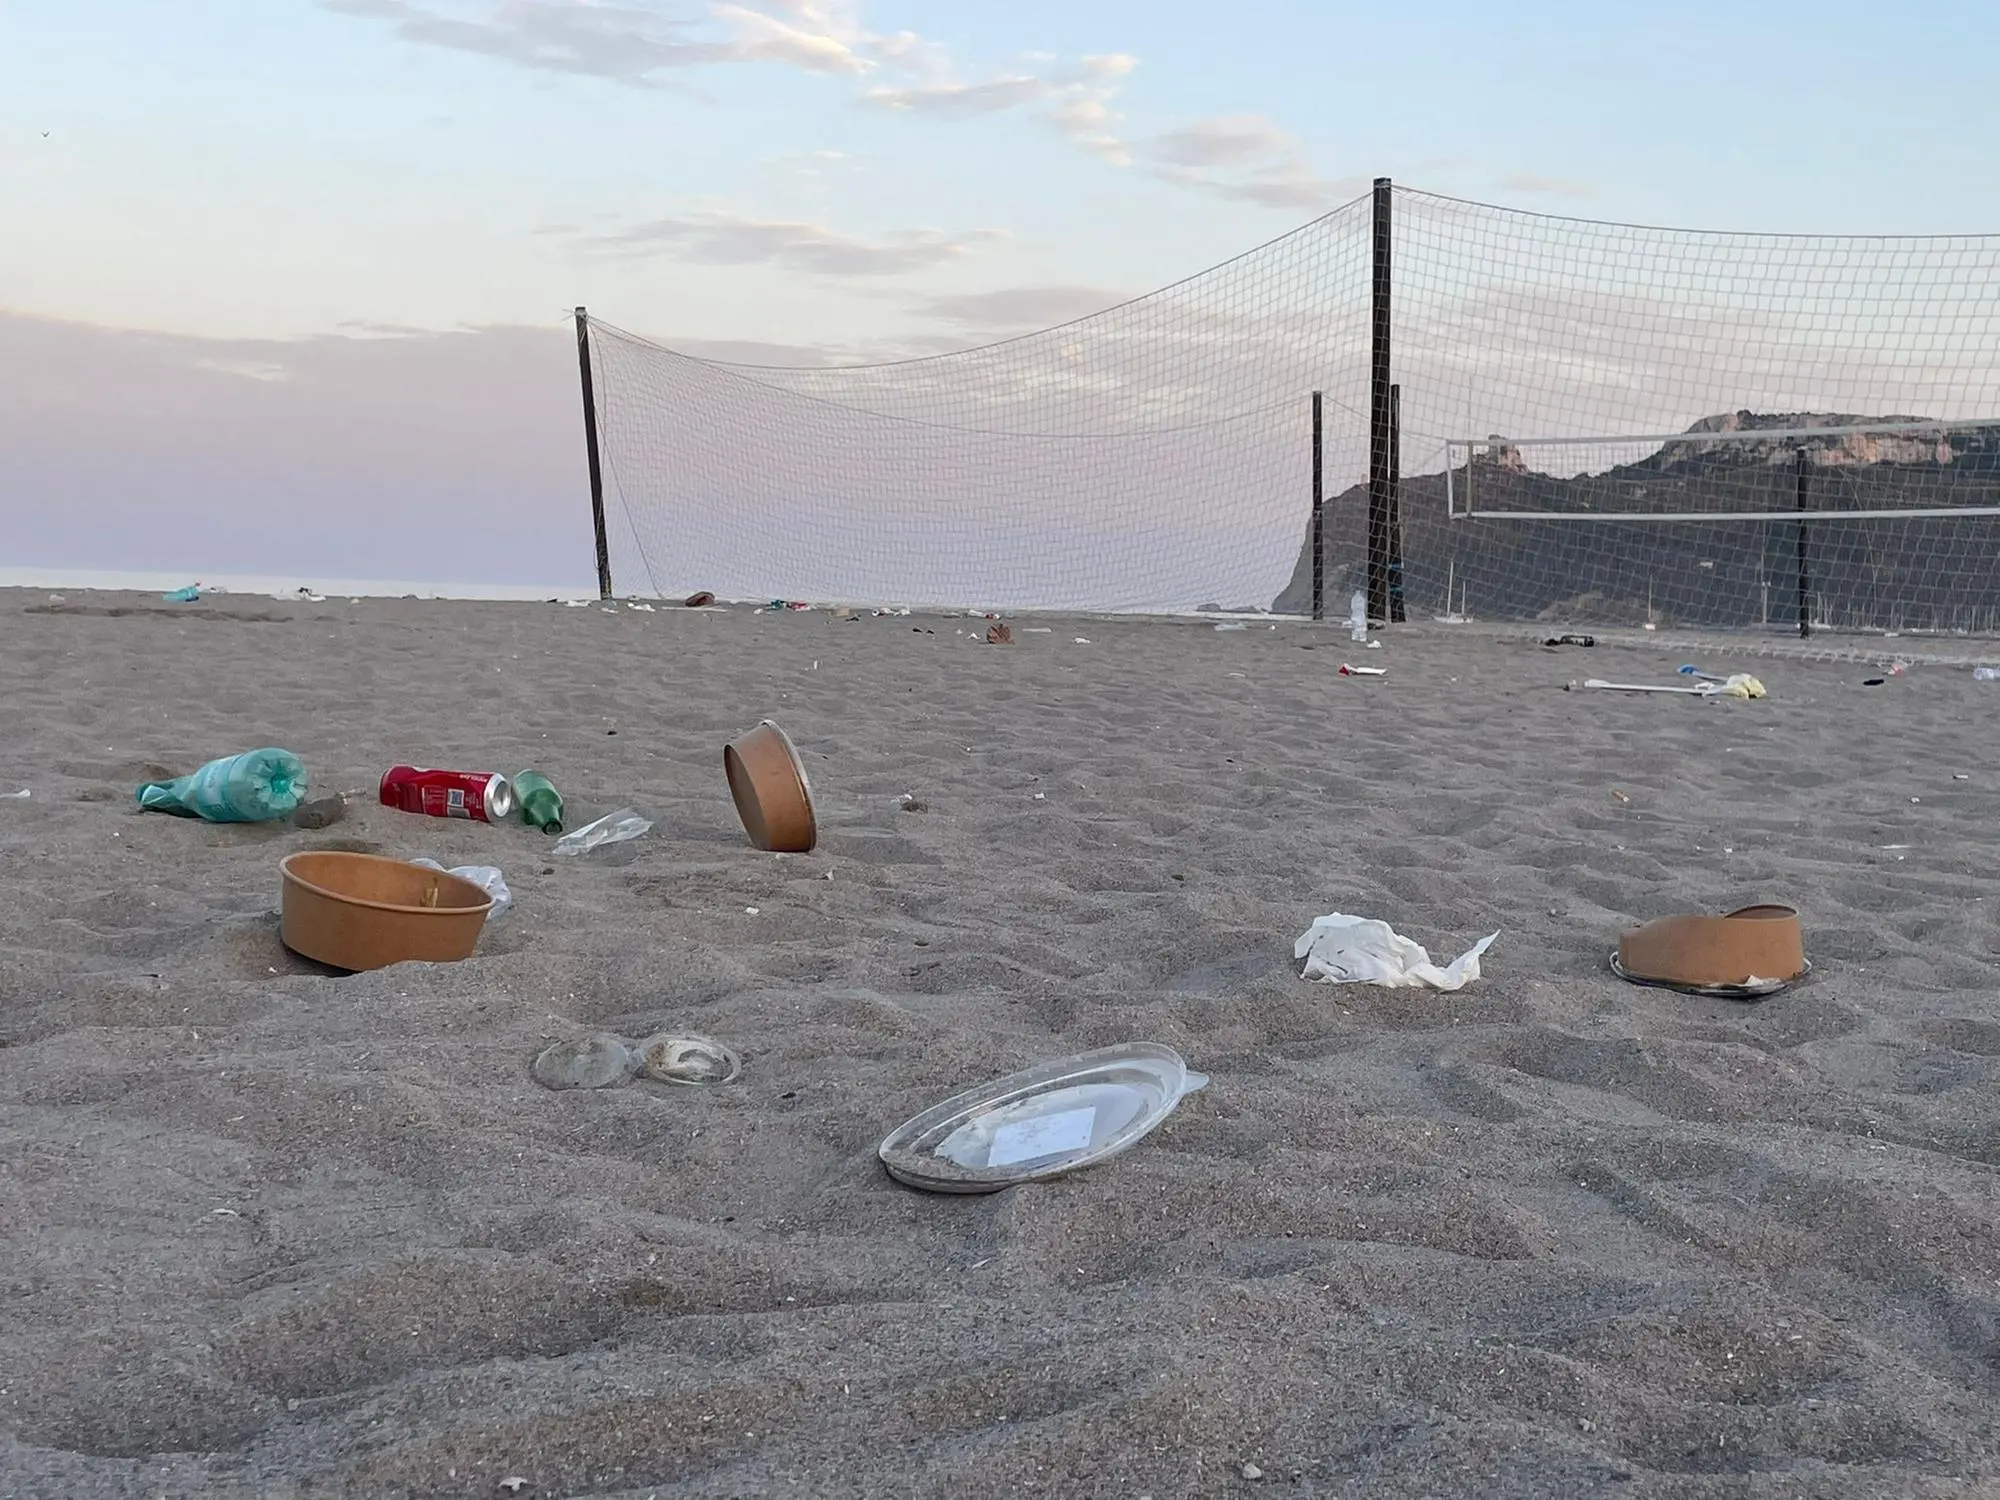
[379,766,516,823]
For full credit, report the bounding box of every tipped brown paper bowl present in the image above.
[724,720,818,853]
[1613,902,1807,998]
[279,851,494,972]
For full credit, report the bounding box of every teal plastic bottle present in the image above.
[136,748,308,822]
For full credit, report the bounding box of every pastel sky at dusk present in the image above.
[5,0,1999,592]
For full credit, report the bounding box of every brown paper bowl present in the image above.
[280,851,494,972]
[724,720,818,853]
[1614,903,1806,995]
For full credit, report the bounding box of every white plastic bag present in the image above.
[1295,913,1496,990]
[411,858,512,920]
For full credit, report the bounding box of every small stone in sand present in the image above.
[1241,1462,1263,1480]
[291,796,347,830]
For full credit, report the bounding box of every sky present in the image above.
[6,0,2000,594]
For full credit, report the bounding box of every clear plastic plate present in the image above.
[878,1042,1207,1193]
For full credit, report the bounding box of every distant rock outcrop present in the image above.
[1273,410,2000,626]
[1655,410,1956,470]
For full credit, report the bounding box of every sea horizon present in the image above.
[0,567,602,602]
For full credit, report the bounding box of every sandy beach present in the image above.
[2,590,1997,1499]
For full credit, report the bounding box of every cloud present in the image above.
[713,1,866,74]
[582,208,1006,275]
[1042,56,1135,164]
[662,335,844,364]
[1144,115,1290,170]
[863,76,1051,117]
[1158,165,1369,212]
[858,49,1137,165]
[914,285,1127,330]
[1500,173,1595,198]
[319,0,866,83]
[323,3,1346,208]
[1134,115,1358,213]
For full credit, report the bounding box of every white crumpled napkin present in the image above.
[1295,913,1498,991]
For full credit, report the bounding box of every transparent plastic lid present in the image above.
[878,1042,1207,1194]
[530,1031,741,1090]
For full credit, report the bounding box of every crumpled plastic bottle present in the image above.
[554,808,652,856]
[136,748,307,822]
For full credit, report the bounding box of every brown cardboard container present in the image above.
[280,851,494,971]
[724,720,818,853]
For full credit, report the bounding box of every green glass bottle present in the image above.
[514,769,564,834]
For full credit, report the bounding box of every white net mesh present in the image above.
[586,196,1374,613]
[1393,192,2000,634]
[586,187,2000,631]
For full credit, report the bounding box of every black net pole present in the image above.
[1311,389,1324,621]
[1388,381,1406,622]
[575,306,613,601]
[1368,178,1394,625]
[1795,447,1812,638]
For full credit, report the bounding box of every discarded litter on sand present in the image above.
[380,766,514,823]
[879,1043,1206,1193]
[531,1031,740,1090]
[1678,666,1768,697]
[1581,674,1765,699]
[532,1033,638,1090]
[1295,914,1497,991]
[410,859,513,920]
[638,1034,741,1086]
[724,721,817,853]
[554,808,653,855]
[279,851,493,970]
[138,748,307,823]
[1612,903,1807,1000]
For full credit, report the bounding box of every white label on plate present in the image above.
[986,1106,1096,1167]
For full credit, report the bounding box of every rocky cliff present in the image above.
[1655,411,1958,470]
[1273,411,2000,628]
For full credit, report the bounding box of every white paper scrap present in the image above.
[1295,913,1497,991]
[987,1106,1096,1167]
